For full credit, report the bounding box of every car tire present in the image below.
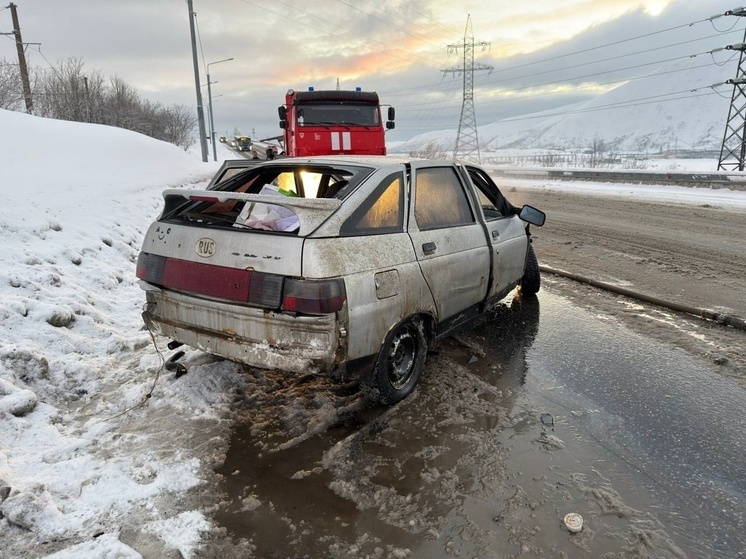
[519,244,541,295]
[362,317,428,405]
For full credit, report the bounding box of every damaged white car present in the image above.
[136,156,545,404]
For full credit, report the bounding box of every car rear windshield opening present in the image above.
[161,164,371,234]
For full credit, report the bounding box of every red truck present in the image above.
[278,88,395,157]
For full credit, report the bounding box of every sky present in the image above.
[2,0,745,144]
[2,103,746,556]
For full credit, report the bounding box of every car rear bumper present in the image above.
[141,285,343,374]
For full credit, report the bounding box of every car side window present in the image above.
[340,172,404,236]
[414,167,474,230]
[467,167,515,220]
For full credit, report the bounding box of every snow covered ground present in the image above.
[2,108,746,558]
[0,109,236,558]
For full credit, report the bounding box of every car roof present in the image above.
[228,154,464,168]
[208,156,480,189]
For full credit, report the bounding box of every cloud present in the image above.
[1,0,740,141]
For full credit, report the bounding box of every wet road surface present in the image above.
[213,290,746,558]
[519,295,745,558]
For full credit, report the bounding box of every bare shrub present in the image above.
[0,58,23,110]
[587,134,606,168]
[621,157,648,170]
[409,141,449,160]
[32,57,196,149]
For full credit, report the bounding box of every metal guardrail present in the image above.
[490,167,746,190]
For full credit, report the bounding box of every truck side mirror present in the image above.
[388,107,395,121]
[386,121,395,130]
[279,121,287,129]
[278,106,287,121]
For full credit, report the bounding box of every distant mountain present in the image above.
[394,57,734,155]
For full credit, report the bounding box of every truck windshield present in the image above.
[297,103,380,127]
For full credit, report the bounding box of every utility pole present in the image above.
[8,3,33,113]
[717,7,746,171]
[187,0,208,162]
[442,14,493,163]
[206,57,233,161]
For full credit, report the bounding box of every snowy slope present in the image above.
[397,57,732,154]
[0,109,237,558]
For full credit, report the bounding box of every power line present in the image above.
[482,34,740,88]
[386,43,738,127]
[395,90,722,133]
[398,60,726,114]
[394,53,731,117]
[484,13,729,76]
[383,26,744,103]
[386,8,746,136]
[193,10,207,74]
[509,87,722,121]
[29,44,66,82]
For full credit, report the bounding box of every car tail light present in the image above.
[249,271,285,308]
[282,278,346,315]
[136,252,166,284]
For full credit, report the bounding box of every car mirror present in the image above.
[519,205,545,226]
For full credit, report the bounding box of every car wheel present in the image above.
[519,244,540,295]
[362,317,428,405]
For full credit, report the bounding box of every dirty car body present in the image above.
[136,156,545,404]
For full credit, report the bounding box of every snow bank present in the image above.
[0,109,241,557]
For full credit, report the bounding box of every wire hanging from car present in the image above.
[97,303,166,422]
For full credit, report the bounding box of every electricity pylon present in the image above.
[442,14,493,163]
[718,8,746,171]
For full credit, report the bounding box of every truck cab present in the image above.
[278,88,395,157]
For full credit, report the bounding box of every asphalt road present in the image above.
[504,180,746,387]
[504,182,746,317]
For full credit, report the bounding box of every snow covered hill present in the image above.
[395,58,732,155]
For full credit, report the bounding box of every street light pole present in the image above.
[207,57,234,161]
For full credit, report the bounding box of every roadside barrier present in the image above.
[540,265,746,332]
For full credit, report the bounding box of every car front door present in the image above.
[407,162,491,333]
[464,165,529,300]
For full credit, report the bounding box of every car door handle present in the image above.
[422,242,437,255]
[492,230,499,239]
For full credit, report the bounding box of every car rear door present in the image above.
[407,162,491,333]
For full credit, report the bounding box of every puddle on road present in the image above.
[211,293,726,558]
